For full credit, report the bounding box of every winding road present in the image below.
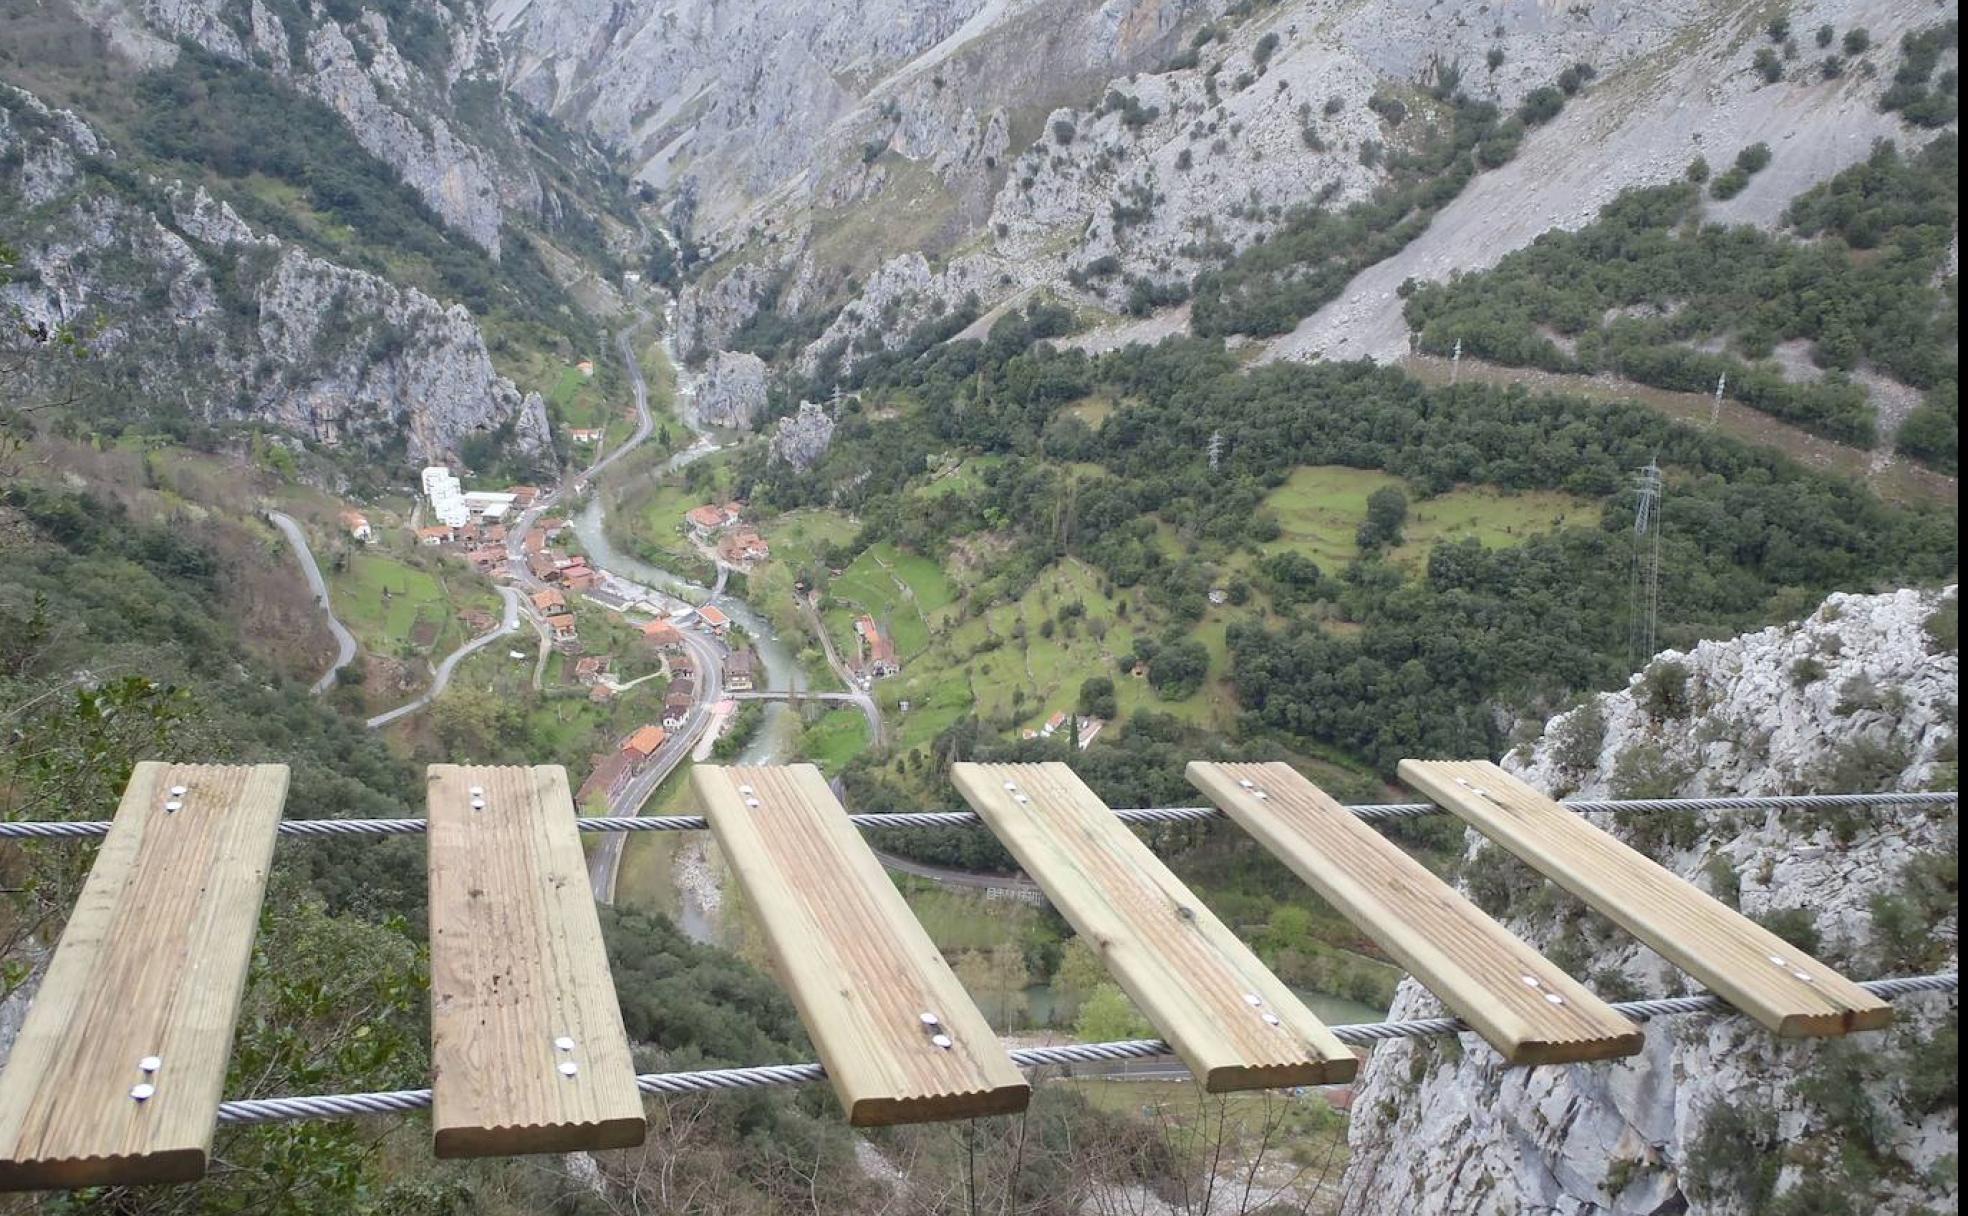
[268,511,358,695]
[364,585,525,729]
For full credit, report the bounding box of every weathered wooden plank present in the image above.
[1188,762,1643,1065]
[427,765,645,1157]
[0,762,288,1190]
[696,765,1028,1125]
[1400,760,1893,1038]
[952,763,1357,1091]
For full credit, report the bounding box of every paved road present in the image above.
[870,848,1042,896]
[797,595,887,748]
[728,689,866,705]
[268,511,358,695]
[587,626,725,903]
[366,585,524,729]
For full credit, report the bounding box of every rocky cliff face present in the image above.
[693,350,770,429]
[69,0,626,256]
[1,88,548,464]
[1339,586,1959,1216]
[768,400,834,471]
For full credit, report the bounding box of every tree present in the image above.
[1357,485,1409,550]
[1074,984,1153,1041]
[1077,675,1118,720]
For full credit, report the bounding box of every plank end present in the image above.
[847,1081,1032,1128]
[0,1146,206,1192]
[1201,1056,1359,1093]
[1503,1026,1647,1067]
[435,1113,647,1159]
[1776,1000,1896,1039]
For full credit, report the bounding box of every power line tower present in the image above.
[1710,373,1726,430]
[1450,337,1463,385]
[1206,430,1224,471]
[1627,461,1664,669]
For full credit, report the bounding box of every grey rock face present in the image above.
[82,0,537,253]
[1,88,546,466]
[694,350,770,430]
[1339,585,1960,1216]
[768,400,834,471]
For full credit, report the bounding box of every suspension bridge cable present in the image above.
[211,972,1959,1126]
[0,791,1952,840]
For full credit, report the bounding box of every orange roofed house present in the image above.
[697,604,730,635]
[642,620,683,650]
[622,725,669,767]
[576,752,633,808]
[685,504,728,538]
[854,615,899,678]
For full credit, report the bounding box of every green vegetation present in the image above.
[1404,138,1959,456]
[328,547,498,660]
[1880,20,1960,127]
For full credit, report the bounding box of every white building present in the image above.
[461,490,518,522]
[421,466,468,529]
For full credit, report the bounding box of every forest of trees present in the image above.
[738,298,1955,781]
[1402,137,1959,465]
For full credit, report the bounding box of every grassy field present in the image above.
[327,548,499,658]
[797,706,870,774]
[1258,465,1600,571]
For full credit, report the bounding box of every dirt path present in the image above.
[1404,355,1957,508]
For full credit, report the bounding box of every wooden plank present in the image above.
[1187,762,1643,1065]
[696,765,1028,1125]
[427,765,644,1157]
[1400,760,1893,1038]
[952,763,1357,1091]
[0,762,288,1189]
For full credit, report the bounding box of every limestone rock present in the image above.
[1339,584,1960,1216]
[768,400,834,471]
[694,350,770,430]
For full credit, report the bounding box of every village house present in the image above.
[531,588,567,614]
[527,552,558,581]
[1040,711,1068,738]
[716,527,770,565]
[685,504,727,538]
[669,651,695,677]
[661,691,692,729]
[641,620,683,650]
[854,615,899,678]
[574,655,610,686]
[561,563,601,592]
[697,604,731,636]
[587,684,615,703]
[568,428,604,445]
[467,545,506,572]
[669,675,697,701]
[575,752,633,808]
[340,510,373,543]
[723,648,757,692]
[523,528,548,555]
[622,724,669,766]
[546,613,579,646]
[417,525,453,547]
[508,486,540,508]
[539,517,568,538]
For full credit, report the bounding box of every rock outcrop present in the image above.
[768,400,834,471]
[693,350,770,430]
[1339,585,1960,1216]
[1,87,548,465]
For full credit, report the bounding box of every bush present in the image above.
[1052,119,1076,145]
[1754,47,1785,83]
[1686,155,1710,182]
[1843,27,1871,55]
[1817,24,1835,49]
[1639,659,1693,718]
[1487,47,1505,70]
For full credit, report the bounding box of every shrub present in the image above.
[1487,46,1505,70]
[1686,155,1710,182]
[1550,698,1608,772]
[1843,27,1871,55]
[1051,119,1076,145]
[1767,17,1790,42]
[1517,85,1565,125]
[1254,32,1280,67]
[1790,656,1827,687]
[1754,46,1785,83]
[1755,906,1822,954]
[1817,24,1835,49]
[1639,659,1693,718]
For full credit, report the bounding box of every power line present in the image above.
[0,792,1951,840]
[210,972,1959,1126]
